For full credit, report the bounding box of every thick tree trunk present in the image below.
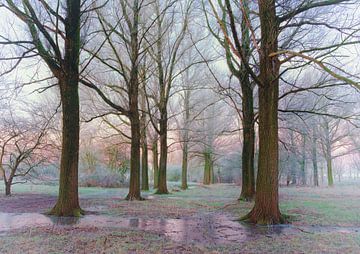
[244,0,284,224]
[50,0,81,217]
[50,78,81,216]
[181,141,189,190]
[126,116,143,200]
[126,0,143,200]
[326,156,334,186]
[152,140,159,188]
[5,181,11,196]
[203,151,213,185]
[156,111,169,194]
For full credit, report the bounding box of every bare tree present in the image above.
[2,0,85,216]
[145,0,194,194]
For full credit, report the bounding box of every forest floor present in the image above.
[0,183,359,253]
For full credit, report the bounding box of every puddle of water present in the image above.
[0,212,256,244]
[0,212,358,245]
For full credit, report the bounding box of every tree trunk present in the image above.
[141,137,149,191]
[326,156,334,186]
[152,139,159,188]
[126,0,143,200]
[181,141,189,190]
[140,81,149,191]
[238,0,255,202]
[239,85,255,200]
[312,130,319,187]
[181,89,190,190]
[300,134,306,185]
[49,0,81,217]
[50,77,81,216]
[5,181,11,196]
[244,0,284,224]
[203,151,212,185]
[156,111,169,194]
[126,116,143,200]
[290,131,297,185]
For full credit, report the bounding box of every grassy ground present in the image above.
[0,183,359,253]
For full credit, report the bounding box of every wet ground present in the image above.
[0,184,360,253]
[0,192,286,245]
[0,210,359,244]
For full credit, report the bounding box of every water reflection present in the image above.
[0,212,357,244]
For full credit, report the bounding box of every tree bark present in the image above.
[127,115,143,200]
[238,0,255,202]
[50,77,81,216]
[243,0,284,224]
[156,111,169,194]
[125,0,143,200]
[300,134,306,185]
[290,131,297,185]
[141,137,149,191]
[181,89,190,190]
[152,139,159,188]
[181,141,189,189]
[326,156,334,186]
[127,64,142,200]
[5,181,11,196]
[239,83,255,200]
[203,151,213,185]
[48,0,82,217]
[312,129,319,186]
[140,78,149,191]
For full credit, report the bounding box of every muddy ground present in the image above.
[0,184,359,253]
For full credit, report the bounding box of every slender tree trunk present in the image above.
[312,130,319,187]
[244,0,284,224]
[141,137,149,191]
[152,139,159,188]
[181,141,189,189]
[156,111,169,194]
[203,152,212,185]
[290,131,297,185]
[211,160,215,184]
[239,85,255,200]
[300,134,306,185]
[140,78,149,191]
[239,0,255,202]
[181,91,190,190]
